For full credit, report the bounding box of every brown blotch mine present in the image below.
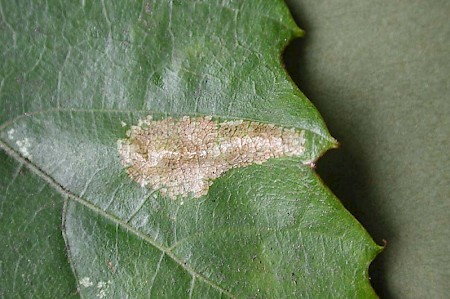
[117,116,306,199]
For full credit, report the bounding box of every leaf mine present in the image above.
[117,115,306,199]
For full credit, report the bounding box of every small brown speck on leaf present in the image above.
[145,2,151,14]
[117,115,306,199]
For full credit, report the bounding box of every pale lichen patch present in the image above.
[117,116,306,199]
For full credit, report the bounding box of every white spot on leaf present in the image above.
[117,116,306,199]
[16,137,32,159]
[95,280,112,298]
[80,277,93,288]
[7,128,15,140]
[96,289,106,298]
[97,281,107,289]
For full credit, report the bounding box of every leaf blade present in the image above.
[0,0,379,297]
[0,150,79,298]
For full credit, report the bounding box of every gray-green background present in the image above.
[284,0,449,298]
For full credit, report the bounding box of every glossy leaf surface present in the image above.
[0,0,379,297]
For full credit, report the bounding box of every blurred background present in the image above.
[283,1,449,298]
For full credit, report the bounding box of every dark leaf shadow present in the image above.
[282,1,393,297]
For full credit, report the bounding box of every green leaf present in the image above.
[0,0,380,298]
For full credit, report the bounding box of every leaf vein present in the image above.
[148,252,165,296]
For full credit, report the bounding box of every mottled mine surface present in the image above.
[117,116,306,199]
